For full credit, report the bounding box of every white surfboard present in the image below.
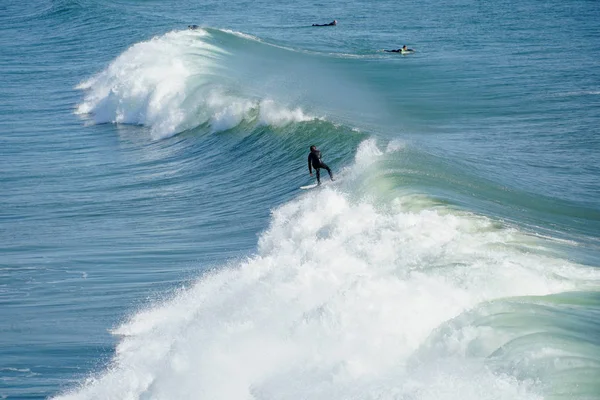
[300,183,319,190]
[300,177,338,190]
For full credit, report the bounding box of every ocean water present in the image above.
[1,0,600,398]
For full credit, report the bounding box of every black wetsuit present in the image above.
[308,149,333,184]
[312,22,336,26]
[385,48,413,53]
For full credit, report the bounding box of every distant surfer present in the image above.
[385,45,413,53]
[308,145,334,185]
[312,20,337,27]
[188,25,199,30]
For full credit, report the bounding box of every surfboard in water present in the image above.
[300,177,338,190]
[300,183,319,190]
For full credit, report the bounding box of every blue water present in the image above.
[2,0,600,399]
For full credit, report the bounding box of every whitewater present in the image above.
[53,139,600,400]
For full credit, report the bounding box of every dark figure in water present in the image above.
[385,45,413,53]
[313,20,337,26]
[308,145,334,185]
[188,25,200,30]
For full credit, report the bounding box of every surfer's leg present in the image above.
[316,168,321,185]
[320,163,333,180]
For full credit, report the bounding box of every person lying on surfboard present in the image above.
[312,20,337,27]
[308,145,334,185]
[385,45,413,53]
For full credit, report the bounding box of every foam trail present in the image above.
[75,30,316,138]
[53,141,600,400]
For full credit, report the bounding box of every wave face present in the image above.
[53,141,600,400]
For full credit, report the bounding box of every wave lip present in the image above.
[75,29,317,139]
[76,29,220,137]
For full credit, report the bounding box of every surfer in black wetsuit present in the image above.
[312,20,337,27]
[385,45,413,53]
[308,145,334,185]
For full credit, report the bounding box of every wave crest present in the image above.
[75,30,316,139]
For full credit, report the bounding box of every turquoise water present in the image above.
[1,0,600,398]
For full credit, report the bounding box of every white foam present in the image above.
[386,139,406,153]
[205,91,255,133]
[75,31,315,139]
[53,141,599,400]
[75,30,223,138]
[220,29,262,43]
[354,139,384,167]
[257,99,315,126]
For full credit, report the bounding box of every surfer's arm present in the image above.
[308,155,313,174]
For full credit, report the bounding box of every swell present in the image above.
[1,0,87,26]
[350,143,600,242]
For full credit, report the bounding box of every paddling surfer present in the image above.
[385,45,413,53]
[312,20,337,27]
